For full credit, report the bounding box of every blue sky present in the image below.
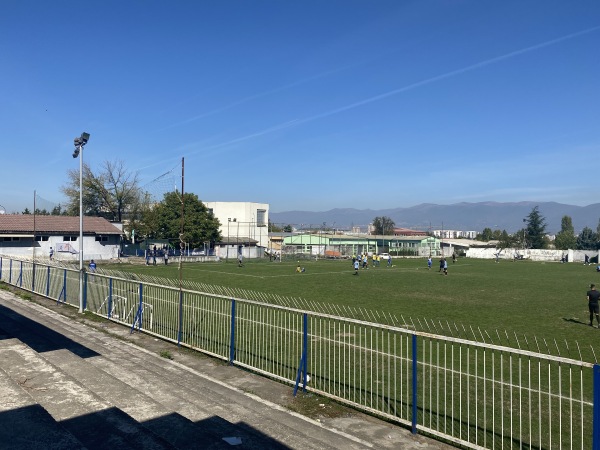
[1,1,599,215]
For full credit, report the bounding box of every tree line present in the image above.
[23,160,221,249]
[476,206,600,250]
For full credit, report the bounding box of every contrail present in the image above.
[164,60,374,130]
[140,26,599,175]
[286,25,600,126]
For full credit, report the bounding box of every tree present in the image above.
[554,215,577,250]
[477,227,493,242]
[372,216,395,235]
[140,191,221,248]
[576,227,597,250]
[61,160,141,221]
[268,220,282,232]
[497,230,514,249]
[525,206,548,249]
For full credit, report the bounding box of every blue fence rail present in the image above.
[1,256,598,450]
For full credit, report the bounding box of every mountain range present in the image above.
[270,202,600,234]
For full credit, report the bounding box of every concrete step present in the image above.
[0,339,85,450]
[0,339,177,450]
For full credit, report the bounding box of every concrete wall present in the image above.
[466,247,600,262]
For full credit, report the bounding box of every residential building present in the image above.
[0,215,123,261]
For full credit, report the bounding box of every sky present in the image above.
[1,1,599,215]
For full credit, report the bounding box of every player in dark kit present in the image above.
[587,284,600,328]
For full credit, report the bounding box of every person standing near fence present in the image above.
[49,247,54,260]
[587,284,600,327]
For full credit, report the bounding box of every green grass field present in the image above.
[104,256,600,362]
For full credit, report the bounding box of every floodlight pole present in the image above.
[73,132,90,314]
[78,140,84,312]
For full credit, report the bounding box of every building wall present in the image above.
[0,235,121,261]
[205,201,269,249]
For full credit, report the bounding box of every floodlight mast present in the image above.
[72,132,90,313]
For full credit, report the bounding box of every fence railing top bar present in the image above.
[417,331,594,368]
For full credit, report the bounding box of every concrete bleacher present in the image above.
[0,289,452,450]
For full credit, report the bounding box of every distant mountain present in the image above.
[270,202,600,234]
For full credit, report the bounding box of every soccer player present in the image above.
[587,284,600,328]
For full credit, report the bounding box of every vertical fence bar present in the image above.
[19,260,23,287]
[46,266,50,297]
[0,256,2,280]
[594,364,600,450]
[9,259,12,284]
[108,278,113,318]
[32,263,36,292]
[229,299,236,365]
[83,271,88,310]
[412,333,418,434]
[177,289,184,346]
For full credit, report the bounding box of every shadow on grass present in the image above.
[562,317,592,327]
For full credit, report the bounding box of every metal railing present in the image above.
[1,256,598,450]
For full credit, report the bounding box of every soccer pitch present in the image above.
[105,256,600,362]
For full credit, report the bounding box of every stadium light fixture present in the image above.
[72,132,90,313]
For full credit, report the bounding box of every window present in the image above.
[3,237,19,241]
[95,236,108,242]
[63,236,78,241]
[35,236,49,242]
[256,209,266,227]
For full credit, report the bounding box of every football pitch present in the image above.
[105,256,600,362]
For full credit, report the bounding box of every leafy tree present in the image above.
[576,227,597,250]
[497,230,514,249]
[22,208,31,214]
[372,216,395,235]
[268,220,282,232]
[62,160,141,221]
[491,229,504,240]
[282,224,293,233]
[525,206,548,249]
[51,204,66,215]
[554,215,577,250]
[596,219,600,250]
[140,191,221,248]
[477,227,493,242]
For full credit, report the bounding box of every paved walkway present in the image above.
[0,289,454,449]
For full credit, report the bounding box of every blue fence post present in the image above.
[46,266,50,297]
[9,259,12,284]
[412,333,418,435]
[32,263,36,292]
[0,256,2,280]
[229,299,236,365]
[19,261,23,287]
[594,364,600,450]
[130,283,143,333]
[293,313,309,396]
[108,278,113,318]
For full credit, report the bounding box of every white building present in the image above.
[0,215,123,261]
[204,202,269,259]
[432,229,478,239]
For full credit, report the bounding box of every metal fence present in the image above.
[1,256,598,450]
